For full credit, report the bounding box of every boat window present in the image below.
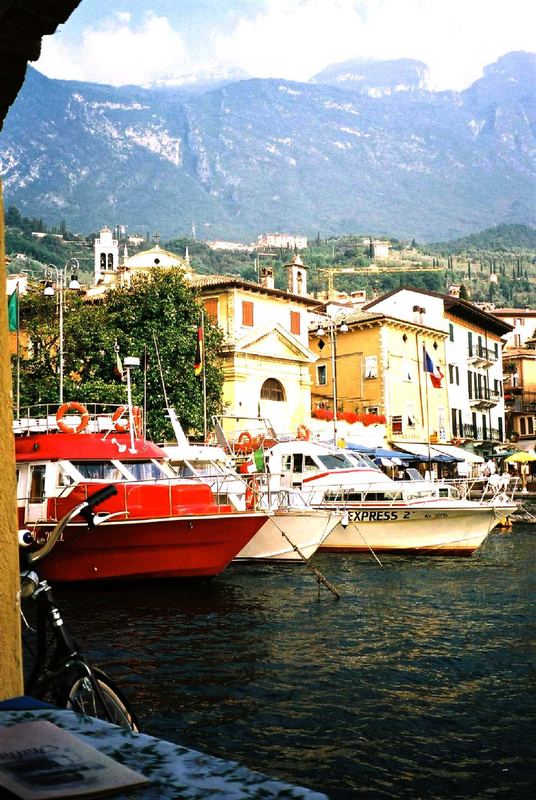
[363,492,403,501]
[125,461,169,481]
[324,490,363,502]
[172,462,197,478]
[318,453,354,470]
[361,455,381,470]
[406,490,435,500]
[57,466,74,487]
[71,461,126,480]
[303,456,317,472]
[29,465,46,502]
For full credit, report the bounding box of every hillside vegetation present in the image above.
[6,209,536,310]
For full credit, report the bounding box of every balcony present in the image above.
[461,424,502,442]
[467,344,498,366]
[468,388,502,409]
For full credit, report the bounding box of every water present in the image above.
[55,527,536,799]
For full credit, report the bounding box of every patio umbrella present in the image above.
[504,451,536,463]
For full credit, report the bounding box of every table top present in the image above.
[0,704,328,800]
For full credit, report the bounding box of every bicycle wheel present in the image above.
[62,666,140,731]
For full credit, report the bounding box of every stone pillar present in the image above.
[0,181,23,699]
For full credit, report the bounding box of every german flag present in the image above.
[194,326,203,376]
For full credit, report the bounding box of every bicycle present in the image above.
[19,485,140,731]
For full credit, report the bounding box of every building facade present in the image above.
[364,287,512,453]
[309,310,451,446]
[191,271,319,433]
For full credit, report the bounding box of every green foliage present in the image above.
[428,224,536,255]
[15,270,224,441]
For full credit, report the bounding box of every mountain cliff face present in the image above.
[0,52,534,241]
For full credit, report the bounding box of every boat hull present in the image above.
[319,502,515,555]
[33,512,266,582]
[235,509,340,561]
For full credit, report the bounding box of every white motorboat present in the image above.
[162,414,341,562]
[257,438,518,556]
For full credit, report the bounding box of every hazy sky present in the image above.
[35,0,535,90]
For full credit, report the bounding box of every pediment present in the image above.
[237,323,317,363]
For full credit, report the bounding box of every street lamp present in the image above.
[43,258,81,403]
[315,316,349,445]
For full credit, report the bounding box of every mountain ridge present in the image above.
[0,51,534,242]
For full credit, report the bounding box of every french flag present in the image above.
[423,347,443,388]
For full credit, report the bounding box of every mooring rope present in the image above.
[269,516,341,600]
[350,521,384,567]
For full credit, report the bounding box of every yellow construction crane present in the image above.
[318,264,445,299]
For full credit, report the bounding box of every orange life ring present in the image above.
[245,477,259,510]
[235,431,254,453]
[56,401,90,434]
[297,424,311,441]
[112,406,143,437]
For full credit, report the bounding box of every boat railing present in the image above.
[13,403,136,435]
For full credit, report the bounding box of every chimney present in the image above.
[261,266,275,289]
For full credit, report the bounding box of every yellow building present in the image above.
[309,310,450,445]
[503,346,536,444]
[92,238,320,433]
[191,269,319,433]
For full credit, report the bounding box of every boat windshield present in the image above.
[345,452,381,470]
[317,453,355,470]
[70,461,128,480]
[123,460,171,481]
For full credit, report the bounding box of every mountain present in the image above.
[310,58,430,95]
[429,223,536,254]
[0,52,534,242]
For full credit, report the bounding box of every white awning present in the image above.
[430,444,484,463]
[391,442,441,458]
[391,441,480,464]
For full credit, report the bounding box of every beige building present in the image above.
[191,259,319,433]
[309,309,450,446]
[503,345,536,444]
[91,235,319,433]
[491,307,536,349]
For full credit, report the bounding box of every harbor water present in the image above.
[55,526,535,799]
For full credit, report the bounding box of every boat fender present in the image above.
[56,401,90,434]
[297,424,311,441]
[112,406,143,437]
[245,477,259,510]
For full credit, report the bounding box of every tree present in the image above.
[459,284,469,300]
[14,269,224,441]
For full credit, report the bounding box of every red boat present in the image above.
[15,403,267,582]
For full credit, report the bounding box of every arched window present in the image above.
[107,253,114,269]
[100,253,106,268]
[261,378,285,402]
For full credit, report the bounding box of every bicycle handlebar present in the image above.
[26,485,118,565]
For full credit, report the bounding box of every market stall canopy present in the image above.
[429,444,484,464]
[504,451,536,463]
[347,444,415,461]
[390,442,463,463]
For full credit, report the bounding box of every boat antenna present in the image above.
[152,332,188,446]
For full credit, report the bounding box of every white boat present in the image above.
[257,438,518,556]
[162,415,341,562]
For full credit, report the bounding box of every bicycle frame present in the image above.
[19,485,139,730]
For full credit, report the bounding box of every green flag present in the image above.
[7,287,18,332]
[253,447,265,472]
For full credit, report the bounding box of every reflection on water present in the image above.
[56,527,536,799]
